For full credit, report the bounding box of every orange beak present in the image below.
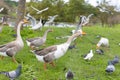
[96,45,99,49]
[82,31,87,35]
[23,19,29,23]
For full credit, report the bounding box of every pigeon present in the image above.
[118,43,120,46]
[96,49,104,55]
[65,69,74,80]
[46,15,58,25]
[68,43,76,49]
[84,50,93,60]
[31,6,49,14]
[0,64,22,80]
[111,56,119,65]
[0,8,4,12]
[105,61,115,73]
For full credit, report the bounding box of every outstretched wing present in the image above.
[31,6,39,12]
[37,7,49,14]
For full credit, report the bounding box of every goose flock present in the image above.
[0,6,119,80]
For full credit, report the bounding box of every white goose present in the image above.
[0,19,28,63]
[32,32,81,70]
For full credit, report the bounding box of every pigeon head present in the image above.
[18,64,22,69]
[108,61,113,65]
[90,50,93,53]
[65,69,74,80]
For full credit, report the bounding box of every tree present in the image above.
[15,0,26,30]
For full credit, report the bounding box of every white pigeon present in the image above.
[96,37,109,48]
[46,15,58,25]
[29,18,43,30]
[31,6,49,14]
[0,8,4,13]
[26,13,36,27]
[84,50,93,60]
[82,14,94,26]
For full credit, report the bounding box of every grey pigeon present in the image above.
[105,61,115,73]
[68,43,76,50]
[96,49,104,55]
[0,64,22,80]
[111,56,119,65]
[65,69,74,80]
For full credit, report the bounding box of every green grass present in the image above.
[0,25,120,80]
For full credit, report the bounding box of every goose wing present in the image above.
[35,45,57,56]
[26,37,40,42]
[0,41,16,52]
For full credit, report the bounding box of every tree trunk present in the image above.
[15,0,26,31]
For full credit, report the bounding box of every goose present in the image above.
[96,37,109,49]
[32,32,81,70]
[0,20,5,33]
[26,29,53,50]
[31,6,49,14]
[0,19,28,63]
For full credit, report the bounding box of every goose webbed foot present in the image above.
[44,63,47,71]
[49,62,55,67]
[12,56,18,64]
[0,56,4,60]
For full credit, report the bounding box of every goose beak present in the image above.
[81,31,86,35]
[96,45,99,49]
[23,19,29,23]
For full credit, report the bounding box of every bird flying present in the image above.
[0,8,4,12]
[31,6,49,14]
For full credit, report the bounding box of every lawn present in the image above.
[0,25,120,80]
